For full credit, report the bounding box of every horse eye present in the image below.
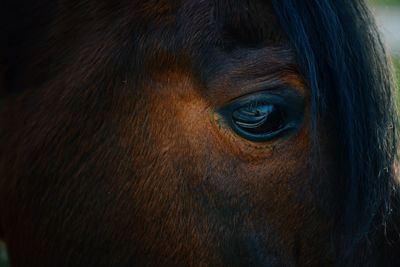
[232,103,284,136]
[218,89,304,142]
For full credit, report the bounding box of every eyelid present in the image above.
[205,68,306,108]
[218,86,304,111]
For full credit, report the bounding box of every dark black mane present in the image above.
[272,0,399,264]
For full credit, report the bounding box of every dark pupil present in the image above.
[232,103,284,134]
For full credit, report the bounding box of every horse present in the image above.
[0,0,399,266]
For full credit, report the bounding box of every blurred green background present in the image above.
[371,0,400,5]
[0,1,399,267]
[0,242,8,267]
[370,0,400,88]
[395,58,400,88]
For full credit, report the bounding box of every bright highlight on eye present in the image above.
[232,103,284,135]
[218,88,304,142]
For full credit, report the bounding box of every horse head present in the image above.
[0,0,399,266]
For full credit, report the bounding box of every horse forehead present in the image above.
[133,0,282,42]
[135,0,275,15]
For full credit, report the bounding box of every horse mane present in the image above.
[271,0,399,263]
